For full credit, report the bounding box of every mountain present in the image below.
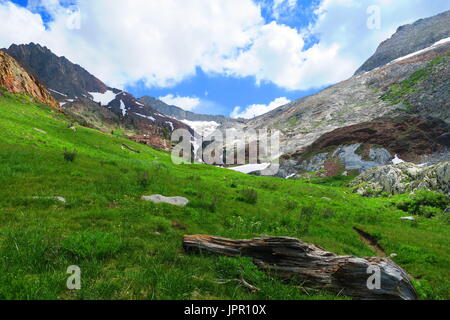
[0,50,59,110]
[140,96,239,124]
[355,10,450,75]
[5,43,107,98]
[234,11,450,178]
[3,43,192,149]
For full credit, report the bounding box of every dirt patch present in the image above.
[353,227,386,257]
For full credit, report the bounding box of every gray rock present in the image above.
[401,216,416,221]
[142,195,189,207]
[350,161,450,196]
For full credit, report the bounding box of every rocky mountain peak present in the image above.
[5,43,108,99]
[355,10,450,74]
[0,50,59,110]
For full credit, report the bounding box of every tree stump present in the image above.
[183,235,417,300]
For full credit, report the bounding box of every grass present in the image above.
[0,89,449,300]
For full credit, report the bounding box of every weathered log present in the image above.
[122,143,140,153]
[183,235,417,300]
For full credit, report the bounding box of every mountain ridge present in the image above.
[355,9,450,75]
[2,43,192,149]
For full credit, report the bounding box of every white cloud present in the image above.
[0,0,449,92]
[272,0,298,19]
[159,94,200,111]
[231,97,290,119]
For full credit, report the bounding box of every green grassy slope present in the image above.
[0,89,448,300]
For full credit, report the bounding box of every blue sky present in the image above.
[2,0,450,118]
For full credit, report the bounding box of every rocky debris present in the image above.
[350,161,450,196]
[355,10,450,74]
[142,195,189,207]
[0,51,59,110]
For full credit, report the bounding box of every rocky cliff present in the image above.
[0,51,59,110]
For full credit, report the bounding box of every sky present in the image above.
[1,0,449,118]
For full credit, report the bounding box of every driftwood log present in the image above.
[183,235,417,300]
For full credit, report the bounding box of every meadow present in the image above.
[0,89,448,300]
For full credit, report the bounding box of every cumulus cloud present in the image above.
[231,97,290,119]
[159,94,200,111]
[0,0,448,92]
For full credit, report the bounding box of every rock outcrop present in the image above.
[350,161,450,196]
[0,51,59,110]
[277,116,450,177]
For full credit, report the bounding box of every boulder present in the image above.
[350,161,450,196]
[142,195,189,207]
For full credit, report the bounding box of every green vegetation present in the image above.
[381,53,450,105]
[394,191,450,218]
[0,90,449,300]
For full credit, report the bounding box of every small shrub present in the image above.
[418,206,442,218]
[137,171,151,188]
[434,211,450,225]
[63,149,77,162]
[395,190,450,217]
[238,189,258,204]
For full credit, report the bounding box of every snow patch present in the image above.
[119,100,127,117]
[89,90,116,106]
[228,163,271,174]
[180,120,220,138]
[49,88,67,97]
[134,113,155,122]
[392,155,405,165]
[390,37,450,64]
[165,121,174,131]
